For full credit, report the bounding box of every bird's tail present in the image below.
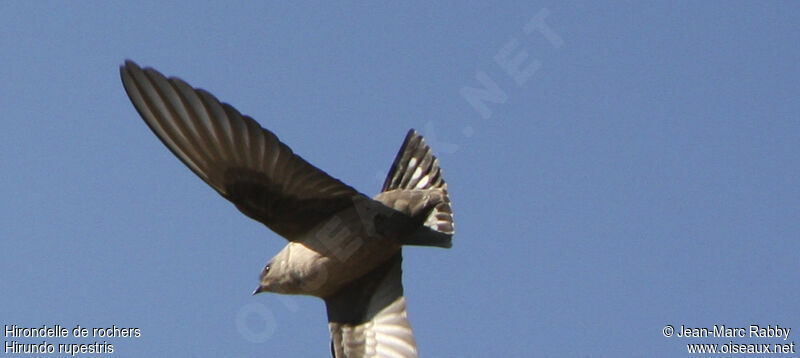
[376,129,454,248]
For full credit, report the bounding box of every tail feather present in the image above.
[375,129,454,247]
[382,130,446,192]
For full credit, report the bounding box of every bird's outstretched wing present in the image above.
[325,253,418,358]
[120,61,362,239]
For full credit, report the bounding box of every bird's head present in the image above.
[252,242,330,296]
[252,246,293,295]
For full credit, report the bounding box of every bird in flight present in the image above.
[120,60,454,357]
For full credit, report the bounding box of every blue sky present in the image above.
[2,2,798,357]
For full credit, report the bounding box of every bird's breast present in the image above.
[284,214,401,297]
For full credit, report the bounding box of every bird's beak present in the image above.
[252,285,267,295]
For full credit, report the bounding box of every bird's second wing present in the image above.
[120,61,362,239]
[325,253,418,358]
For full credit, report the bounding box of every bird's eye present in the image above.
[262,265,270,274]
